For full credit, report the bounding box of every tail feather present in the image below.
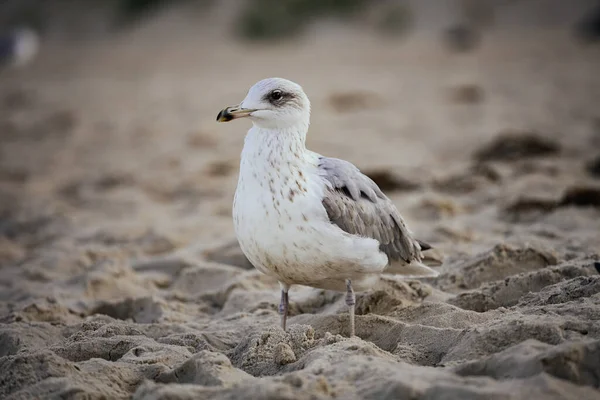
[416,239,443,267]
[417,239,432,251]
[384,260,439,278]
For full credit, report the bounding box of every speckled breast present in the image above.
[232,169,332,283]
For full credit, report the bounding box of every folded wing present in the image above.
[318,157,439,277]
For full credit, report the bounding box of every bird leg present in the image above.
[345,279,356,337]
[279,286,289,331]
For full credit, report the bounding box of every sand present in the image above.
[1,3,600,399]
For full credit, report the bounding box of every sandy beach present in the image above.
[1,2,600,399]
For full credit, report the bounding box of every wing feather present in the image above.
[318,157,426,265]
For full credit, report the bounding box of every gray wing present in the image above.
[318,157,423,264]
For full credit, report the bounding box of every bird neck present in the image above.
[241,125,308,166]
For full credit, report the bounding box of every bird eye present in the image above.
[270,90,283,101]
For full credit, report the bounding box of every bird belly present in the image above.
[233,177,388,290]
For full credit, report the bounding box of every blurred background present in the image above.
[2,3,600,398]
[1,0,600,304]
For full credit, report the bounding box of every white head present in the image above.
[217,78,311,130]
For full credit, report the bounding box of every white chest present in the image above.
[232,128,328,278]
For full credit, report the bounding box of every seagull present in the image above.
[217,78,439,337]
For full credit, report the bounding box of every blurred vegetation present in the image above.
[117,0,180,22]
[575,3,600,43]
[236,0,368,40]
[372,3,413,37]
[113,0,413,40]
[0,1,46,33]
[236,0,414,40]
[114,0,214,25]
[2,0,598,44]
[0,0,413,40]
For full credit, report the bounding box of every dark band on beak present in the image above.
[216,106,256,122]
[216,108,234,122]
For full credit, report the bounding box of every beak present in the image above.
[216,105,257,122]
